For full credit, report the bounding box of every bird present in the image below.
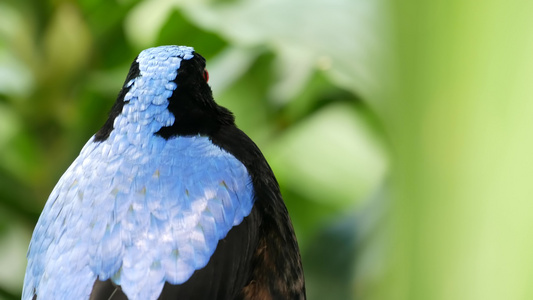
[22,45,306,300]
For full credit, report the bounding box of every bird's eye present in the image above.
[203,69,209,82]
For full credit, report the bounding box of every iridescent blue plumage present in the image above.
[23,46,254,300]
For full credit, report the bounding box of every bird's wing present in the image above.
[23,135,258,300]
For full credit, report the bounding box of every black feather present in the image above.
[94,59,140,142]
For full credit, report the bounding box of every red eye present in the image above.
[203,69,209,82]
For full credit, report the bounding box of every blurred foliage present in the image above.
[0,0,387,299]
[371,1,533,300]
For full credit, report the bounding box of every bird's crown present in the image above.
[117,46,195,134]
[95,45,217,142]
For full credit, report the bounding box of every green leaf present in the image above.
[267,103,388,208]
[184,0,382,100]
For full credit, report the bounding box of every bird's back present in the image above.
[24,134,255,299]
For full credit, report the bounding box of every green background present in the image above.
[1,0,533,299]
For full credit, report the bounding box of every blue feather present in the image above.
[23,46,255,300]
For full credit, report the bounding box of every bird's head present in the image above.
[95,45,234,143]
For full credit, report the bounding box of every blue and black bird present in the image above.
[23,45,305,300]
